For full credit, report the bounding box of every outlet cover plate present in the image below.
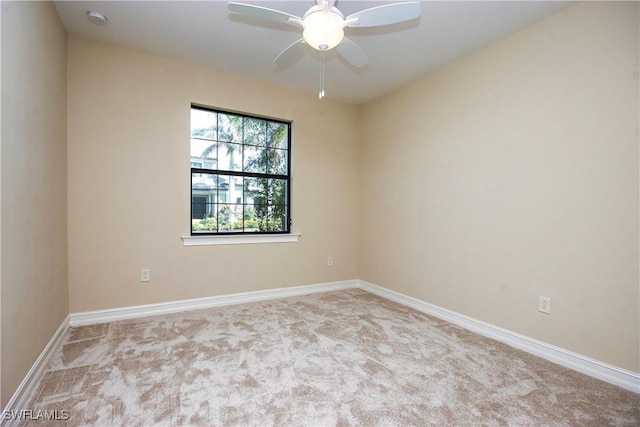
[539,296,551,314]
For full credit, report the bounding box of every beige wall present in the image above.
[1,1,68,407]
[360,1,639,372]
[67,37,360,313]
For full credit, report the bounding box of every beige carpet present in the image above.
[18,289,640,426]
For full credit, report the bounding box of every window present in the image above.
[190,105,291,235]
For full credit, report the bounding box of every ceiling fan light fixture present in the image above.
[302,10,345,51]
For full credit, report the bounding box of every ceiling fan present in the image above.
[228,0,421,70]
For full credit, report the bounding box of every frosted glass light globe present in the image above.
[303,10,345,51]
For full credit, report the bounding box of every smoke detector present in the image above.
[87,11,108,25]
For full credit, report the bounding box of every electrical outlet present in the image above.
[539,296,551,314]
[141,269,151,282]
[327,256,334,266]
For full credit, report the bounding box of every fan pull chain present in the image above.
[319,51,326,99]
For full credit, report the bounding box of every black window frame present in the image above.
[190,104,292,236]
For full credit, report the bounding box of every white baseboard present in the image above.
[356,280,640,394]
[1,317,70,427]
[69,280,358,326]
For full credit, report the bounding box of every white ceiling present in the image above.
[54,0,575,105]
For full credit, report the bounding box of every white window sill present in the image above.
[182,233,301,246]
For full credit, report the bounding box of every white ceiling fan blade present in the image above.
[274,38,306,64]
[346,2,421,28]
[337,38,368,68]
[229,2,302,27]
